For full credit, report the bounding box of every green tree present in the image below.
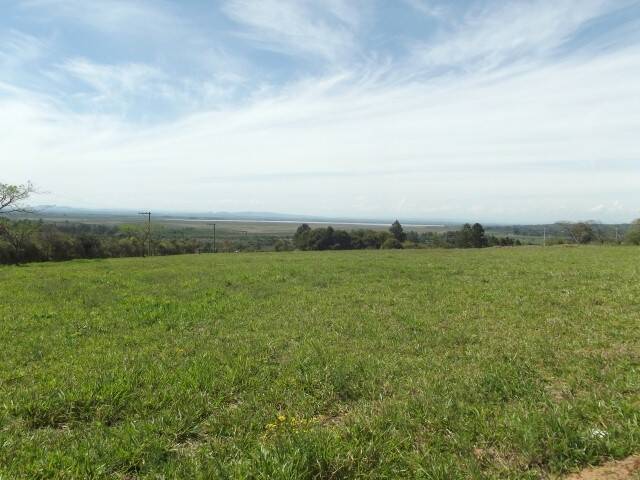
[39,224,75,260]
[406,231,420,243]
[470,223,488,248]
[626,219,640,245]
[389,220,406,242]
[309,227,335,250]
[293,224,311,250]
[457,223,473,248]
[381,237,403,249]
[0,219,40,264]
[274,239,294,251]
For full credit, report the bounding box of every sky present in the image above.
[2,0,640,223]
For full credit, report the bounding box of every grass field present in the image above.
[1,247,639,479]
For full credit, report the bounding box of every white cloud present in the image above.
[3,1,640,222]
[0,30,49,88]
[19,0,185,38]
[403,0,448,18]
[222,0,361,62]
[44,58,243,117]
[322,0,365,28]
[11,1,277,111]
[4,40,640,221]
[61,59,163,96]
[414,0,613,70]
[0,30,45,66]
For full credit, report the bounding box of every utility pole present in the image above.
[138,212,151,257]
[208,223,216,253]
[543,226,546,247]
[615,226,619,244]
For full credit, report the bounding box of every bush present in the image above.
[626,220,640,245]
[274,239,294,252]
[381,238,403,249]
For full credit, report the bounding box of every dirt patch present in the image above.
[315,410,349,427]
[564,456,640,480]
[472,446,527,471]
[546,380,573,402]
[170,439,204,458]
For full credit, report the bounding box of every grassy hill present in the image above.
[1,247,639,479]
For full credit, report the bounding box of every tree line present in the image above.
[0,219,211,265]
[0,217,291,264]
[0,218,518,265]
[1,181,639,265]
[0,182,280,264]
[290,220,522,251]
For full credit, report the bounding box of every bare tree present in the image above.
[0,182,38,263]
[555,221,596,244]
[555,221,577,243]
[0,181,36,215]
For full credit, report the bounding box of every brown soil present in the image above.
[564,456,640,480]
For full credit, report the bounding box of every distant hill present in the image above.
[31,205,456,227]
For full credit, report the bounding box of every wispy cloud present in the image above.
[0,30,45,63]
[50,58,243,118]
[19,0,186,38]
[414,0,616,70]
[403,0,448,18]
[13,0,253,113]
[2,0,640,221]
[222,0,363,62]
[0,30,49,80]
[61,59,162,96]
[4,40,640,220]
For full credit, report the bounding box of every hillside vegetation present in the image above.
[1,247,639,478]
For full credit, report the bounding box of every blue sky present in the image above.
[2,0,640,222]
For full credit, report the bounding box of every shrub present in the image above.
[381,238,403,249]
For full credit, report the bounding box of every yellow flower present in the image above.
[277,414,286,422]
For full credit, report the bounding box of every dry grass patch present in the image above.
[563,455,640,480]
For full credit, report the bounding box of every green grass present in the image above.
[1,247,639,479]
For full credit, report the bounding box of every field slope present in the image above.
[1,248,639,479]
